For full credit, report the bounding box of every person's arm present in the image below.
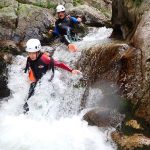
[41,54,81,74]
[41,54,72,72]
[48,25,60,37]
[54,60,82,74]
[70,17,82,24]
[52,25,60,36]
[54,60,73,72]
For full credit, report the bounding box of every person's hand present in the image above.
[72,70,82,75]
[68,43,78,52]
[77,17,82,23]
[48,30,53,35]
[66,15,71,19]
[44,51,50,57]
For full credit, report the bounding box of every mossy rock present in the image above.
[16,0,56,9]
[0,0,18,8]
[17,4,37,17]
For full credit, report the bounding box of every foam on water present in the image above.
[0,27,116,150]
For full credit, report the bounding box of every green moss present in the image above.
[133,0,143,6]
[16,0,56,9]
[34,1,56,9]
[17,4,30,16]
[73,0,83,6]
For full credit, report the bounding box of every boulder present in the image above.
[67,5,110,27]
[0,0,18,40]
[111,131,150,150]
[83,107,125,128]
[0,1,55,50]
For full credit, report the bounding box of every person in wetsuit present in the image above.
[23,39,81,113]
[49,5,82,52]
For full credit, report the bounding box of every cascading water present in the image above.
[0,27,115,150]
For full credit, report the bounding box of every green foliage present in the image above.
[36,2,56,9]
[133,0,143,6]
[16,0,56,9]
[73,0,83,6]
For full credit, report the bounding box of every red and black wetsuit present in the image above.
[25,52,73,82]
[23,52,73,113]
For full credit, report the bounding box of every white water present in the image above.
[0,27,115,150]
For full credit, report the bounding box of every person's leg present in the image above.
[27,82,37,100]
[23,82,37,113]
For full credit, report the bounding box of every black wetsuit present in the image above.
[53,16,80,45]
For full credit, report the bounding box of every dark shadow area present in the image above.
[0,57,10,99]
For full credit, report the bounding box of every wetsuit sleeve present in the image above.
[53,25,60,36]
[70,17,79,24]
[54,60,73,72]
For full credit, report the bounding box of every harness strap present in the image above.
[24,58,30,73]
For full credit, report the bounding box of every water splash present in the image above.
[0,27,116,150]
[76,27,113,50]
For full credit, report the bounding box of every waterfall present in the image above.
[0,27,115,150]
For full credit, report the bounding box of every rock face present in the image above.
[111,0,150,124]
[0,0,55,49]
[15,4,54,42]
[111,0,150,40]
[131,10,150,122]
[16,0,73,8]
[0,0,18,40]
[84,0,112,18]
[111,131,150,150]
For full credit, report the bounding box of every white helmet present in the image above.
[56,5,65,13]
[26,39,41,52]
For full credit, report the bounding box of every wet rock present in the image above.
[78,28,150,124]
[0,56,10,99]
[77,41,133,84]
[125,120,143,130]
[0,40,22,53]
[111,131,150,150]
[0,53,13,64]
[83,107,125,128]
